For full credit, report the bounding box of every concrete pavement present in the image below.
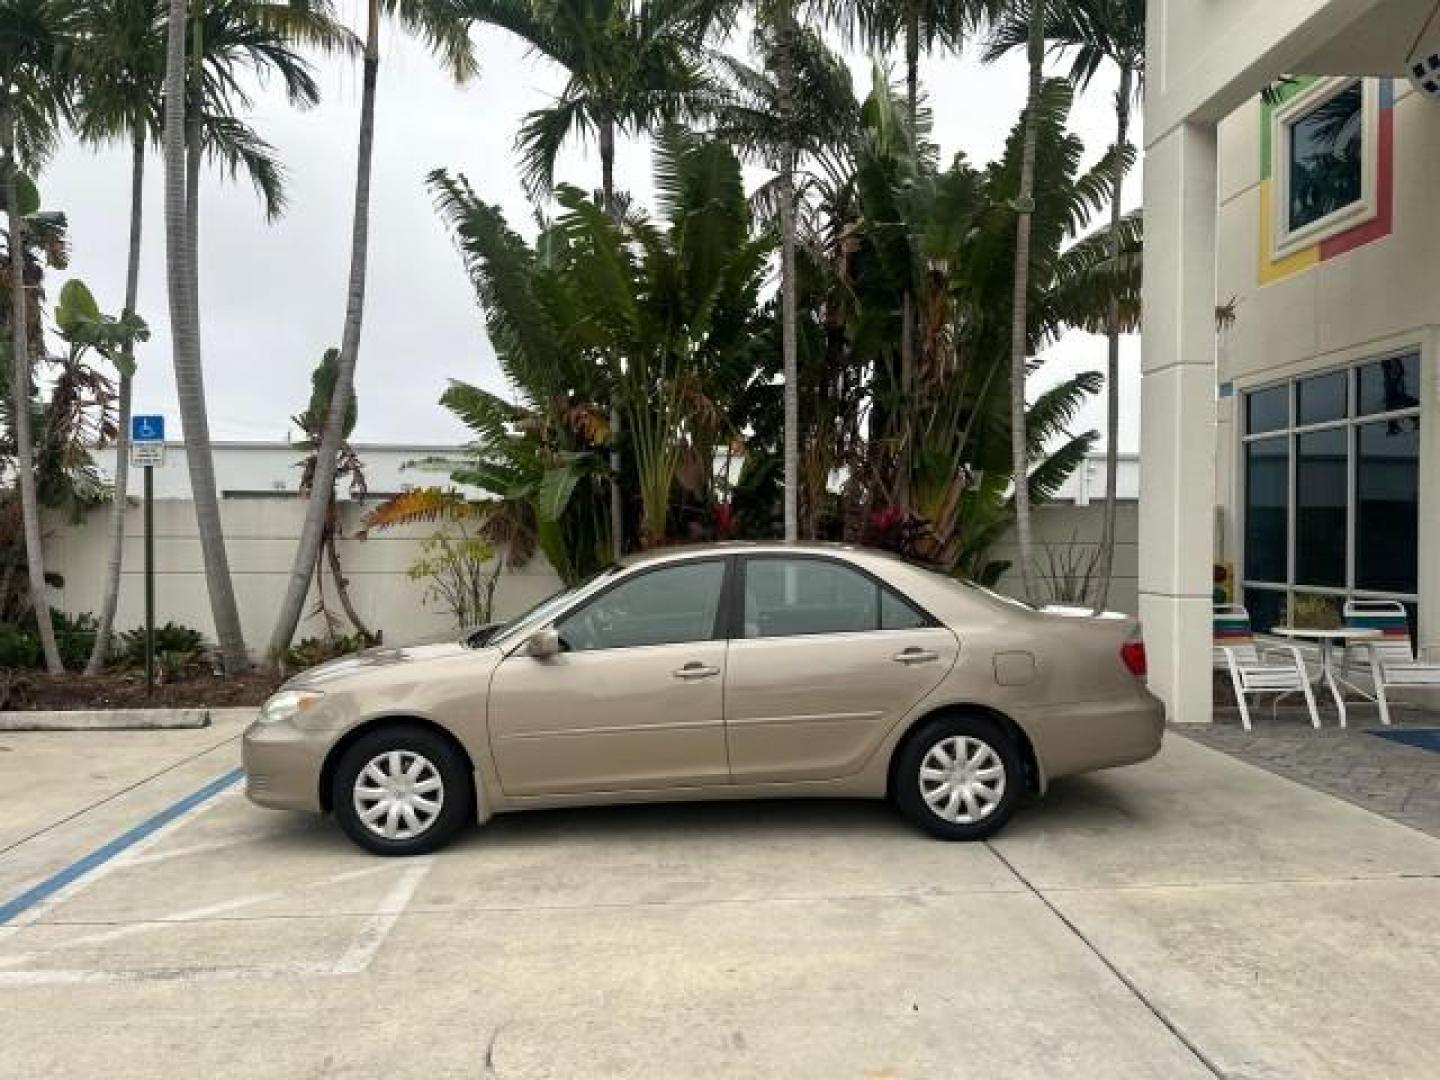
[1,725,1437,1078]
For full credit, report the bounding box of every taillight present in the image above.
[1120,640,1147,678]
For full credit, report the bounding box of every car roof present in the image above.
[616,541,903,569]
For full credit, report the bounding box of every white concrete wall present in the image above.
[44,499,565,654]
[990,503,1140,616]
[97,442,462,500]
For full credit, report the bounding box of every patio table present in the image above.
[1270,626,1380,729]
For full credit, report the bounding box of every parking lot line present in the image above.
[0,767,244,926]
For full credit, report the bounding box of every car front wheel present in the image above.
[894,714,1022,841]
[332,726,473,856]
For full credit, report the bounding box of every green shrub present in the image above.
[51,610,99,669]
[0,609,97,670]
[285,631,377,672]
[0,623,41,669]
[115,622,212,680]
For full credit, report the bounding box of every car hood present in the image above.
[285,641,480,689]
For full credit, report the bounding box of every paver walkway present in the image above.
[1178,705,1440,838]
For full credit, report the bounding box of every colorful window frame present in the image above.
[1259,77,1395,285]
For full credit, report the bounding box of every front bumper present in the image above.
[241,719,336,813]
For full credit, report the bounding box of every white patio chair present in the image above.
[1340,600,1440,726]
[1213,605,1320,731]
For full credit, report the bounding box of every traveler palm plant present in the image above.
[457,0,726,559]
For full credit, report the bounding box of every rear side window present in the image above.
[742,558,928,638]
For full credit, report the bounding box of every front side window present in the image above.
[557,561,725,651]
[742,558,926,638]
[1287,80,1363,233]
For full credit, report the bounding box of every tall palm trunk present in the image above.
[893,11,920,518]
[86,128,146,674]
[267,0,380,665]
[1,103,63,673]
[599,116,624,561]
[1092,63,1132,614]
[776,6,799,543]
[1008,0,1045,601]
[165,0,248,672]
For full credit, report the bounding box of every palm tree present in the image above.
[266,0,474,666]
[1006,0,1044,600]
[1,0,74,673]
[710,17,858,542]
[161,0,345,673]
[986,0,1143,611]
[456,0,723,559]
[71,0,163,673]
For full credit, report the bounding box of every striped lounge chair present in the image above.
[1213,605,1319,731]
[1341,600,1440,726]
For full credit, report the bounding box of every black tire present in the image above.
[331,725,473,856]
[892,713,1022,841]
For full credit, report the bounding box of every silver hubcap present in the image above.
[353,750,444,841]
[919,736,1006,825]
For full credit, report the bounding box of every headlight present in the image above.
[258,689,324,724]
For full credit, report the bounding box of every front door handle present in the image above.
[893,647,939,665]
[673,662,721,680]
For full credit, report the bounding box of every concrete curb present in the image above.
[0,709,211,732]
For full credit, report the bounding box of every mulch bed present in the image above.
[0,669,283,711]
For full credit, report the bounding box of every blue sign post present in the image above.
[131,415,165,696]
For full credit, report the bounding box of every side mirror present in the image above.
[524,626,561,659]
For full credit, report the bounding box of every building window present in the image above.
[1240,351,1421,632]
[1270,78,1379,260]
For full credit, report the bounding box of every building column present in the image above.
[1139,121,1219,724]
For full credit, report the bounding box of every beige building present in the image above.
[1144,0,1440,722]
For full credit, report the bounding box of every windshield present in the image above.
[481,566,620,650]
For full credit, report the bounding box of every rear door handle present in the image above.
[673,662,721,680]
[893,648,939,665]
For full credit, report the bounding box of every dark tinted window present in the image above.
[558,561,725,651]
[1244,589,1286,634]
[1355,419,1419,593]
[1294,429,1347,586]
[1244,437,1289,582]
[1288,81,1363,232]
[1246,386,1289,434]
[1296,371,1347,425]
[743,559,877,638]
[1357,353,1420,416]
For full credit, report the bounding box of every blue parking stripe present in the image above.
[0,767,244,926]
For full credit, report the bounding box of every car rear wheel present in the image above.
[332,726,472,856]
[893,714,1021,841]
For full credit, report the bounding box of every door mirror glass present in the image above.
[524,626,561,658]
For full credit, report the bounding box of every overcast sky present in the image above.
[41,12,1141,452]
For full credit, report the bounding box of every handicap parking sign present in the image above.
[132,414,165,442]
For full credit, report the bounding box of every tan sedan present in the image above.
[243,543,1163,855]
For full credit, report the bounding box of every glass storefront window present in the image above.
[1357,353,1420,416]
[1294,429,1347,587]
[1296,371,1347,426]
[1244,437,1289,582]
[1240,355,1420,625]
[1246,385,1289,434]
[1355,419,1420,594]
